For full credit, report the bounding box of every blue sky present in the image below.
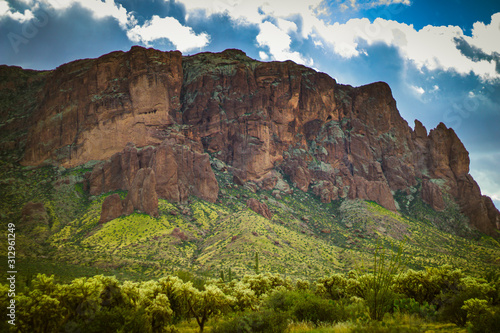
[1,0,499,208]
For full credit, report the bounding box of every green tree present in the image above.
[437,275,495,326]
[394,265,463,305]
[156,275,189,322]
[16,275,67,333]
[177,282,234,332]
[316,274,348,300]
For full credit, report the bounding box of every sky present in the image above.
[1,0,499,208]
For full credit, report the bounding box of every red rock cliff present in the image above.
[1,46,497,234]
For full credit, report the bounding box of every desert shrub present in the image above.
[264,290,342,325]
[68,306,149,333]
[295,279,310,291]
[462,299,500,333]
[263,290,301,313]
[212,279,258,312]
[337,296,369,322]
[394,265,463,306]
[363,281,399,321]
[393,297,436,320]
[174,270,206,291]
[316,274,348,300]
[351,313,424,333]
[291,293,338,324]
[211,310,288,333]
[241,273,293,298]
[437,276,495,326]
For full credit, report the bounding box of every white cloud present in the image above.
[176,0,322,65]
[0,1,7,16]
[313,16,500,81]
[314,40,323,47]
[0,0,34,22]
[277,18,297,33]
[410,84,425,96]
[465,12,500,55]
[340,0,411,10]
[179,0,324,23]
[127,15,210,53]
[178,0,324,39]
[3,0,211,53]
[256,21,313,66]
[39,0,133,28]
[177,1,498,81]
[374,0,411,6]
[13,0,496,82]
[259,51,269,60]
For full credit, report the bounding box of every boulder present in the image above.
[99,193,124,223]
[349,176,397,211]
[246,198,273,219]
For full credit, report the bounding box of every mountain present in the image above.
[0,46,499,280]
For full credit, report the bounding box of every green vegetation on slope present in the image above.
[1,161,499,285]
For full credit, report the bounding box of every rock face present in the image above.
[89,137,218,220]
[421,180,445,211]
[246,198,273,219]
[3,46,498,234]
[19,202,51,241]
[99,194,124,223]
[124,167,159,217]
[21,47,183,167]
[20,202,49,227]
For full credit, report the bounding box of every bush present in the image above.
[437,276,495,326]
[264,290,341,325]
[351,313,423,333]
[393,297,436,321]
[316,274,348,300]
[338,296,369,322]
[394,265,463,305]
[211,310,288,333]
[70,306,150,333]
[462,300,500,333]
[292,294,338,325]
[263,290,300,313]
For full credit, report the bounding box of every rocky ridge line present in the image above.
[0,46,497,235]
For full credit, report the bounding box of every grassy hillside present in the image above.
[1,160,499,285]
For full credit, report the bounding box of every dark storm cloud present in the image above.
[454,37,500,74]
[118,0,186,25]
